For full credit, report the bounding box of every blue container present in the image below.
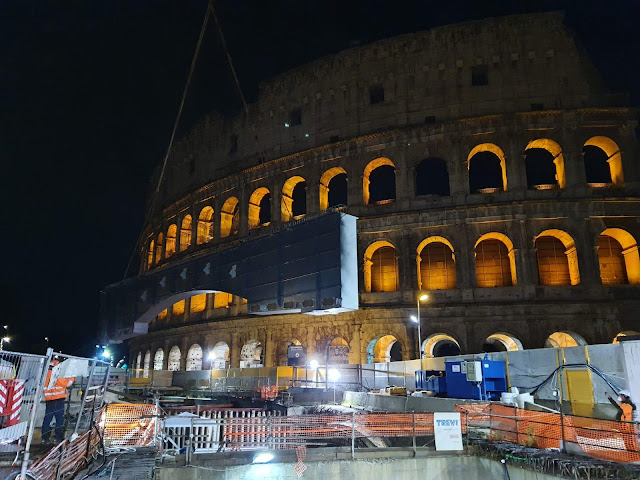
[414,370,447,394]
[444,360,506,400]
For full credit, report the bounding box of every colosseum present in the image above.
[101,11,640,375]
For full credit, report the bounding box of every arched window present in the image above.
[535,229,579,286]
[277,339,302,366]
[584,136,623,186]
[165,224,177,258]
[248,187,271,229]
[613,331,640,343]
[320,167,347,210]
[209,342,230,369]
[474,233,517,287]
[482,333,523,352]
[197,206,214,244]
[417,237,456,290]
[168,346,181,371]
[363,158,395,205]
[186,344,203,371]
[364,241,398,292]
[597,228,640,285]
[524,139,566,190]
[327,337,350,364]
[179,215,192,252]
[147,239,155,269]
[240,340,263,368]
[423,334,461,358]
[220,197,240,238]
[155,233,163,263]
[468,144,507,193]
[416,158,449,196]
[143,351,151,378]
[153,348,164,370]
[172,299,185,316]
[135,352,142,378]
[189,293,207,313]
[545,331,586,348]
[366,335,402,363]
[282,176,306,222]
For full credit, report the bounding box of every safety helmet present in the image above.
[50,359,60,367]
[619,389,631,398]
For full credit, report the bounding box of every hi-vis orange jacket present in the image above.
[43,370,74,401]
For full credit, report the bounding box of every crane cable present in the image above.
[123,1,213,279]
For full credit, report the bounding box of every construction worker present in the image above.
[41,359,74,444]
[606,389,639,422]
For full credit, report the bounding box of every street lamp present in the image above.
[328,368,340,404]
[411,294,429,360]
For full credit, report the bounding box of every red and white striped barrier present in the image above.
[6,380,25,426]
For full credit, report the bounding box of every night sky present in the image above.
[2,0,638,359]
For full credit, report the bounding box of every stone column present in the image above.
[264,330,274,367]
[230,332,240,368]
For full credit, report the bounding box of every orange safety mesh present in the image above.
[29,429,101,480]
[99,403,159,448]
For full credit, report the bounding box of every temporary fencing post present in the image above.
[267,415,273,450]
[99,363,111,410]
[465,411,469,447]
[21,347,53,480]
[560,409,566,453]
[74,358,96,435]
[351,411,355,459]
[411,411,416,456]
[514,407,519,445]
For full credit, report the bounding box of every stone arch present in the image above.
[143,350,151,378]
[474,233,517,287]
[535,229,580,286]
[524,138,566,189]
[197,206,214,244]
[147,239,155,269]
[467,143,507,193]
[584,136,623,186]
[363,157,396,205]
[186,344,203,371]
[276,338,303,366]
[613,331,640,343]
[483,333,523,352]
[220,197,240,238]
[363,240,398,292]
[326,337,350,364]
[153,348,164,370]
[179,215,192,252]
[165,224,177,258]
[416,157,450,196]
[248,187,271,229]
[416,236,456,290]
[545,331,587,348]
[155,232,164,262]
[423,333,461,358]
[320,167,348,210]
[281,176,307,222]
[366,334,402,363]
[240,339,263,368]
[135,352,142,378]
[209,341,230,369]
[597,228,640,285]
[168,346,181,371]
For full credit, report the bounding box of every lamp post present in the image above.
[411,294,429,360]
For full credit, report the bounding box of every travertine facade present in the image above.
[125,12,640,374]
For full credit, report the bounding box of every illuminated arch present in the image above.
[474,233,517,287]
[422,334,461,358]
[484,333,523,352]
[248,187,271,229]
[467,144,507,192]
[197,206,214,244]
[155,233,163,262]
[168,346,181,371]
[143,350,151,378]
[320,167,348,210]
[327,337,350,364]
[584,136,623,186]
[366,335,402,363]
[147,239,155,269]
[545,331,587,348]
[172,299,185,316]
[135,352,142,378]
[189,293,207,313]
[186,344,203,371]
[416,236,456,290]
[240,340,263,368]
[281,176,306,222]
[363,157,395,205]
[179,215,192,252]
[153,348,164,370]
[277,338,302,366]
[613,331,640,343]
[209,341,230,369]
[363,240,398,292]
[220,197,240,238]
[525,139,566,189]
[535,229,580,286]
[165,224,177,258]
[598,228,640,285]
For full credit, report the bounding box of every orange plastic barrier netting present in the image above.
[29,429,100,480]
[99,403,159,448]
[457,403,640,463]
